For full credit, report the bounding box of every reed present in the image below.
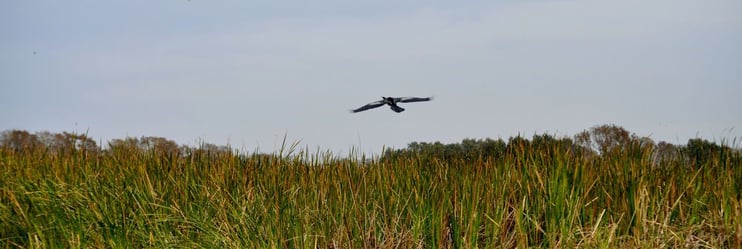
[0,137,740,248]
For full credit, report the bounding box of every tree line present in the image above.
[382,124,740,168]
[0,130,234,159]
[1,124,739,167]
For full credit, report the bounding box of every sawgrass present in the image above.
[1,139,740,248]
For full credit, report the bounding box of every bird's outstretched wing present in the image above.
[396,97,433,103]
[351,101,385,113]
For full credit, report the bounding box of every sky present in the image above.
[2,0,741,155]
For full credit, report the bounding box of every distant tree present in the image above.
[36,131,57,150]
[531,133,591,160]
[574,130,592,153]
[139,136,180,157]
[108,137,142,154]
[56,132,99,154]
[477,138,507,160]
[472,139,504,160]
[108,136,181,158]
[187,142,234,158]
[460,138,480,158]
[1,130,98,155]
[578,124,632,154]
[531,133,560,158]
[506,135,530,155]
[652,141,680,164]
[381,138,507,164]
[0,130,41,151]
[681,138,724,167]
[531,134,557,150]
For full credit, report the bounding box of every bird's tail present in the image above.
[390,105,405,113]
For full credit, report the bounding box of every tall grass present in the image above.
[1,139,740,248]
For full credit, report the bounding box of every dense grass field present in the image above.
[1,135,741,248]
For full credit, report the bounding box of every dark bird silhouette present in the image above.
[351,96,433,113]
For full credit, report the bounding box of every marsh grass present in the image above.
[1,139,740,248]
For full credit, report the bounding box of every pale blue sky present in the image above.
[2,0,741,154]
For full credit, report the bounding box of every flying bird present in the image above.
[351,96,433,113]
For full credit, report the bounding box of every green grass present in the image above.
[1,140,740,248]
